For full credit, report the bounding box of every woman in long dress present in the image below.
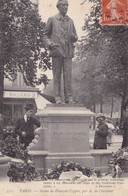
[93,113,108,149]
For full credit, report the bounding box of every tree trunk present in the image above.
[100,95,103,113]
[93,103,96,129]
[0,65,4,114]
[120,95,127,130]
[0,11,4,115]
[0,30,4,114]
[110,97,114,118]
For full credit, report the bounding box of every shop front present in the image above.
[3,90,50,126]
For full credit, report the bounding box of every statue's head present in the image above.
[56,0,69,16]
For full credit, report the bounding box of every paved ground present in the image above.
[89,129,123,152]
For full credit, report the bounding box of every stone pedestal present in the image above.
[0,155,11,181]
[28,104,95,171]
[90,150,112,172]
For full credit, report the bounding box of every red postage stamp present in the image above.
[102,0,128,25]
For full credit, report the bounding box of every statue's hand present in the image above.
[71,34,78,42]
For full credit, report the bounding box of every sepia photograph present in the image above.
[0,0,128,195]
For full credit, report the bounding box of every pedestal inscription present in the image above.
[29,105,95,171]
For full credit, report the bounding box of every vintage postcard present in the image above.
[0,0,128,196]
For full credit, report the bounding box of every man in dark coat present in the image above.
[44,0,78,104]
[14,104,40,148]
[93,113,108,149]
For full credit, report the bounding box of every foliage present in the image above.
[75,1,112,110]
[7,161,39,182]
[76,0,128,120]
[72,57,106,111]
[0,0,51,113]
[108,148,128,178]
[0,0,51,86]
[1,125,39,182]
[1,126,26,158]
[45,161,102,180]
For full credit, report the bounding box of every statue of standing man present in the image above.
[44,0,78,104]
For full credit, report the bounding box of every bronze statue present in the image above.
[44,0,78,104]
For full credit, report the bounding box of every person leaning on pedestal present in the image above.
[43,0,78,104]
[14,104,40,149]
[93,113,108,149]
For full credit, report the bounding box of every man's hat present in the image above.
[24,104,34,111]
[56,0,68,8]
[96,113,106,120]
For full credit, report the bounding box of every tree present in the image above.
[72,56,104,110]
[0,0,51,113]
[78,0,128,123]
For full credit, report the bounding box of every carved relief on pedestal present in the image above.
[27,120,49,151]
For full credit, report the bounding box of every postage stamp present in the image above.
[102,0,128,25]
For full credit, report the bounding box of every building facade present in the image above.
[4,73,36,125]
[3,72,50,126]
[4,73,50,125]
